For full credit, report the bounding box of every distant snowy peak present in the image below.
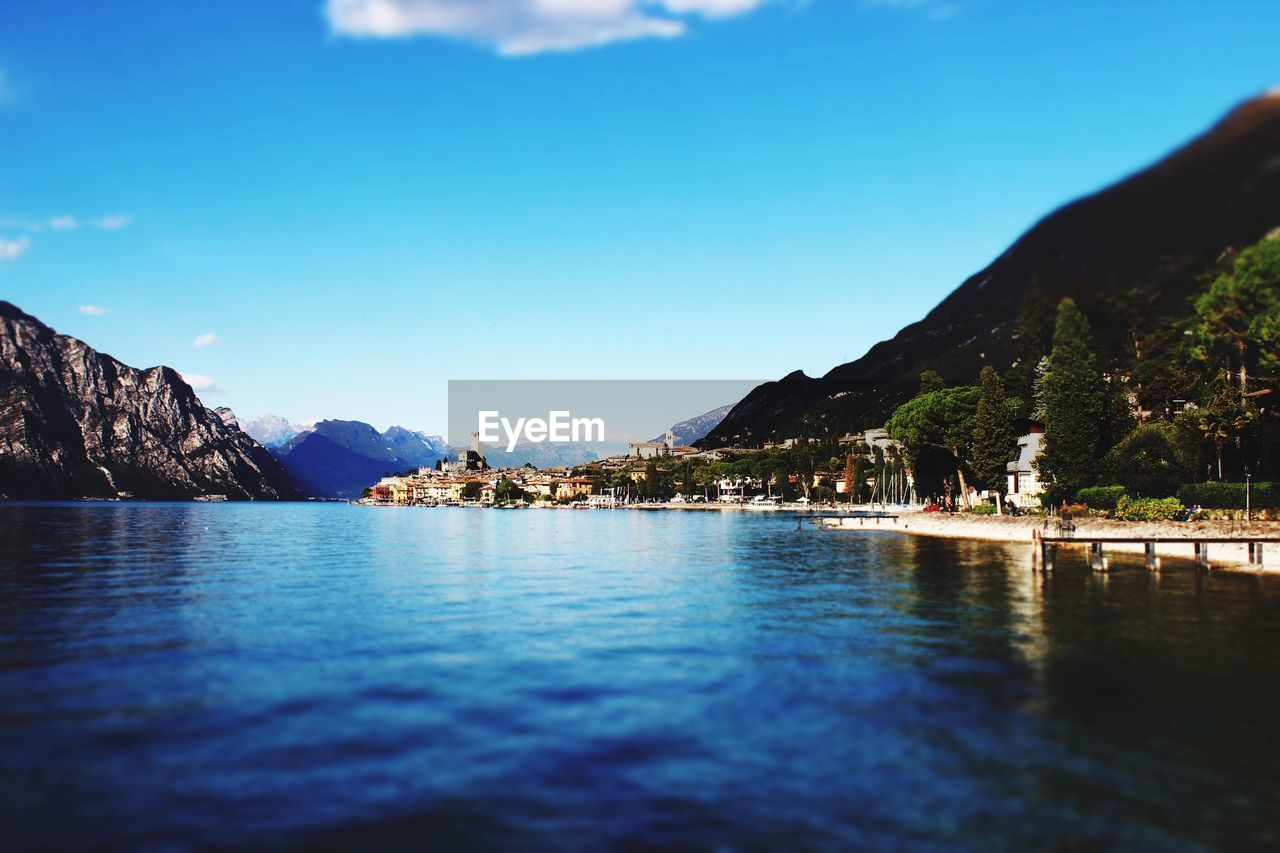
[652,404,734,447]
[243,414,302,449]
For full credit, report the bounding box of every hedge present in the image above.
[1115,496,1186,522]
[1076,485,1127,511]
[1177,482,1280,510]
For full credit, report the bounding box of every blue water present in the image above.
[2,504,1280,848]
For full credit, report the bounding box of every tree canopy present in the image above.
[887,385,981,506]
[1190,235,1280,390]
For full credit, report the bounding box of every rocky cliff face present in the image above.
[0,301,299,500]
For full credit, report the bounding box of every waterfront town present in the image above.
[358,423,1049,511]
[364,236,1280,521]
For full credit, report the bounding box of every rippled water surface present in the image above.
[3,503,1280,848]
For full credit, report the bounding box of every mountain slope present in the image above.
[704,92,1280,444]
[0,301,297,500]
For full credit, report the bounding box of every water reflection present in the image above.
[0,504,1278,847]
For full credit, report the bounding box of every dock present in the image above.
[1033,531,1280,572]
[797,513,899,530]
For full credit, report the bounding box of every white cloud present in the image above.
[79,304,110,316]
[0,236,31,261]
[193,332,221,348]
[93,215,133,230]
[324,0,772,55]
[1,213,133,233]
[180,372,222,392]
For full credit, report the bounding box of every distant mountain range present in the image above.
[269,420,449,499]
[0,301,297,501]
[651,404,733,446]
[260,402,734,497]
[704,92,1280,445]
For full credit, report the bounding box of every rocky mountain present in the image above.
[213,407,242,431]
[0,301,298,500]
[704,92,1280,445]
[242,413,301,449]
[275,420,449,498]
[383,426,450,461]
[651,404,734,447]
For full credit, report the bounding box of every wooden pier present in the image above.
[1032,531,1280,572]
[797,513,899,529]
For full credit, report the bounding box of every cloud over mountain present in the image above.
[325,0,771,55]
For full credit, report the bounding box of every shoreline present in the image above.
[819,512,1280,573]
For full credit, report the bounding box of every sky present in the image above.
[1,0,1279,437]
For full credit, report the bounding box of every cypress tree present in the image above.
[970,366,1017,495]
[1039,299,1103,501]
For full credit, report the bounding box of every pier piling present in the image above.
[1089,541,1108,572]
[1194,542,1211,571]
[1145,542,1160,571]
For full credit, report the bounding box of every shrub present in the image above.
[1096,423,1192,498]
[1115,495,1185,522]
[1076,485,1127,511]
[1178,481,1280,510]
[970,503,998,515]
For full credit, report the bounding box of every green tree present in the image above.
[1030,356,1050,422]
[919,370,947,395]
[1100,375,1138,454]
[970,366,1018,495]
[1038,298,1103,502]
[1097,422,1192,498]
[1189,235,1280,393]
[494,478,521,502]
[1006,280,1055,404]
[1193,400,1255,480]
[773,465,791,499]
[887,386,981,508]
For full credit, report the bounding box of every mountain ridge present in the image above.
[704,93,1280,445]
[0,301,297,500]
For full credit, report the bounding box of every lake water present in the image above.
[2,503,1280,848]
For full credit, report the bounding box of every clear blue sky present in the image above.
[2,0,1278,435]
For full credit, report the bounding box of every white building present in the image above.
[629,442,667,459]
[1006,424,1046,508]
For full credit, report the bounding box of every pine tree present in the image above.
[1039,299,1103,501]
[970,366,1017,495]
